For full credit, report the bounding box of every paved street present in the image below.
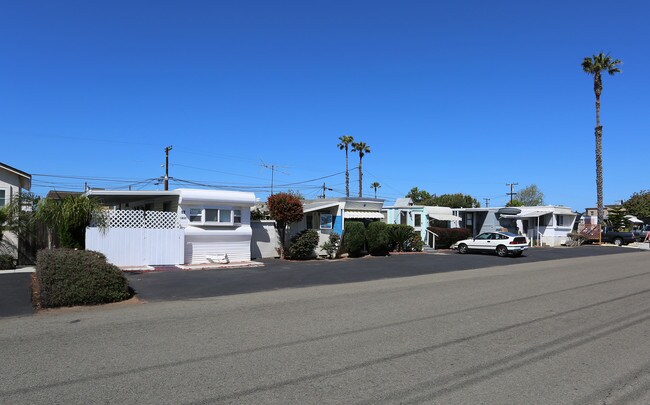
[2,250,650,404]
[126,245,637,302]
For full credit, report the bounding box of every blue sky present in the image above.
[2,0,648,210]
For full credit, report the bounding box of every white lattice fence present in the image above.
[95,210,180,229]
[87,210,183,266]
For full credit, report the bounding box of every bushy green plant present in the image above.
[319,233,341,259]
[0,254,16,270]
[36,195,105,249]
[344,221,366,257]
[406,233,424,252]
[36,249,131,308]
[428,227,472,249]
[288,229,320,260]
[366,221,390,256]
[388,224,415,252]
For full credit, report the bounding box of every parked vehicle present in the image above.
[452,231,528,257]
[600,227,636,246]
[633,224,650,242]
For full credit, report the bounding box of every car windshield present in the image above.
[500,232,519,237]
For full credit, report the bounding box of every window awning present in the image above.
[500,209,553,219]
[344,210,384,219]
[424,206,461,222]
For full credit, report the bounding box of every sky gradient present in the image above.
[2,0,648,210]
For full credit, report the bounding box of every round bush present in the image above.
[366,221,390,256]
[344,221,367,257]
[36,249,131,307]
[288,229,320,260]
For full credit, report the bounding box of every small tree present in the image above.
[267,192,304,259]
[388,224,415,252]
[623,190,650,222]
[607,206,630,231]
[506,199,525,207]
[35,194,105,249]
[370,182,381,199]
[517,184,545,206]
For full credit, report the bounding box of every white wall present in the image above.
[86,227,184,266]
[251,220,279,259]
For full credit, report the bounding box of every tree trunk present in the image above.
[345,148,350,197]
[358,157,363,197]
[594,73,604,225]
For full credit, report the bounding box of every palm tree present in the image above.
[370,182,381,198]
[337,135,354,197]
[351,141,371,197]
[582,52,622,224]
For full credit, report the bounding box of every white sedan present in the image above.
[452,231,529,257]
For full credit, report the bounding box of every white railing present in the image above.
[426,229,439,249]
[92,210,180,229]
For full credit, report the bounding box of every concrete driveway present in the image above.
[126,245,644,302]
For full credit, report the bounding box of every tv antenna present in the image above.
[260,160,288,195]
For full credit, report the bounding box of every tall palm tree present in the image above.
[337,135,354,197]
[582,52,622,224]
[351,141,371,197]
[370,182,381,199]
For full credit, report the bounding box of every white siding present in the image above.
[184,226,253,263]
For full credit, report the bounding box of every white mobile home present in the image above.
[86,188,256,266]
[453,206,577,247]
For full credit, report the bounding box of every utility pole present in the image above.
[320,182,333,199]
[506,182,518,203]
[483,197,490,207]
[164,145,173,191]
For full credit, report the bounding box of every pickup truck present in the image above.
[601,227,636,246]
[633,224,650,242]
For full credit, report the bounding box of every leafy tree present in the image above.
[35,194,105,249]
[337,135,354,197]
[623,190,650,222]
[432,193,480,208]
[351,141,370,197]
[406,187,432,204]
[516,184,544,206]
[506,199,524,207]
[607,206,630,231]
[267,192,304,259]
[582,52,622,224]
[370,182,381,198]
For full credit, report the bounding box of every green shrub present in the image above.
[0,254,16,270]
[388,224,415,252]
[366,221,390,256]
[36,249,131,308]
[344,221,366,257]
[429,227,472,249]
[288,229,320,260]
[407,233,424,252]
[319,233,341,259]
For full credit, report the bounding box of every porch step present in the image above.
[422,246,436,253]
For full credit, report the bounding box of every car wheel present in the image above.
[458,243,468,254]
[613,237,623,246]
[513,251,523,257]
[496,245,508,257]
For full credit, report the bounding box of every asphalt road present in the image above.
[1,250,650,404]
[126,245,639,302]
[0,273,33,317]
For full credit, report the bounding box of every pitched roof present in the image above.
[0,162,31,190]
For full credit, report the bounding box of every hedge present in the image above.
[36,249,131,307]
[367,221,390,256]
[387,224,415,252]
[428,227,472,249]
[0,254,16,270]
[344,221,366,257]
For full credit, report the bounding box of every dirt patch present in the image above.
[35,295,145,316]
